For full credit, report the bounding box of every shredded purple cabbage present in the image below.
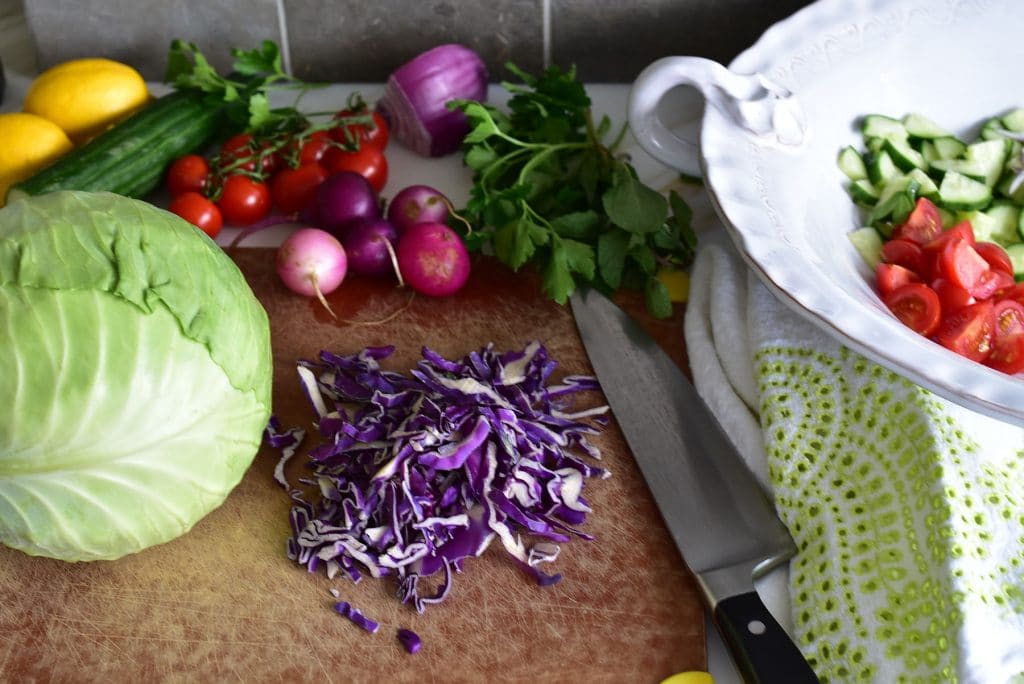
[334,601,380,633]
[397,628,422,654]
[275,341,609,612]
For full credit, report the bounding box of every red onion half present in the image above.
[376,44,488,157]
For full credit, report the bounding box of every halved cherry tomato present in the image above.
[920,223,975,282]
[931,278,974,313]
[324,145,388,192]
[986,334,1024,374]
[999,282,1024,307]
[880,238,924,274]
[939,238,990,291]
[934,300,995,362]
[891,197,943,245]
[923,220,975,253]
[270,163,329,215]
[169,191,223,238]
[993,298,1024,336]
[876,262,920,296]
[331,108,389,150]
[969,267,1015,299]
[986,299,1024,373]
[973,241,1014,277]
[882,282,941,336]
[166,154,210,197]
[217,175,271,226]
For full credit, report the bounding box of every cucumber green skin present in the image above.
[7,89,223,202]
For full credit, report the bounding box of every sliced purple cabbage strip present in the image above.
[397,628,422,654]
[272,341,608,613]
[335,601,380,633]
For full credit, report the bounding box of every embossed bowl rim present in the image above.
[663,0,1024,425]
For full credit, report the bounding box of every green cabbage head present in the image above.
[0,191,272,561]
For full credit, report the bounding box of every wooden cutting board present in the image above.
[0,248,705,683]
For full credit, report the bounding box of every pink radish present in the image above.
[395,222,470,297]
[276,227,348,315]
[386,184,450,233]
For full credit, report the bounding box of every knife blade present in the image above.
[570,287,818,684]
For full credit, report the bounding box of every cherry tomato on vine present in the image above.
[295,130,332,166]
[217,175,272,226]
[330,108,389,150]
[270,163,329,215]
[220,133,280,176]
[324,145,388,193]
[170,191,223,238]
[166,154,210,197]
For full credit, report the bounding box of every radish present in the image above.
[315,171,381,236]
[342,217,401,279]
[276,227,348,315]
[395,222,471,297]
[386,184,450,233]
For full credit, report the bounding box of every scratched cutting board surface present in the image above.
[0,248,704,683]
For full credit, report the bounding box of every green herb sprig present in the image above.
[453,64,697,318]
[163,40,374,193]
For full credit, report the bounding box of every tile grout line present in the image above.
[541,0,551,68]
[274,0,292,75]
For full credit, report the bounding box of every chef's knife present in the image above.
[570,288,818,684]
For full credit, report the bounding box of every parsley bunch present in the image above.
[164,39,336,137]
[453,64,696,318]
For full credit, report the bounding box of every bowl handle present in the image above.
[628,56,804,177]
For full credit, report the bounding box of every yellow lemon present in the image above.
[659,672,714,684]
[24,58,149,144]
[0,112,73,206]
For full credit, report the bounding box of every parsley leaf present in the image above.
[452,64,697,317]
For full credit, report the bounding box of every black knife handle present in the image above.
[714,591,819,684]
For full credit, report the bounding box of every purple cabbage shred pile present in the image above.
[268,341,609,613]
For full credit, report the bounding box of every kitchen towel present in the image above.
[684,227,1024,683]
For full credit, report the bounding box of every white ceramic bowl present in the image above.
[629,0,1024,425]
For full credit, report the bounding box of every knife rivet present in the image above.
[747,620,767,636]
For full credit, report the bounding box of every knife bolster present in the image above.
[695,552,790,611]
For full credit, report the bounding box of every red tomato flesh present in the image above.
[891,197,943,245]
[939,238,990,292]
[876,262,920,296]
[934,300,995,363]
[882,282,941,337]
[880,238,924,273]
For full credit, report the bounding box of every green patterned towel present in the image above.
[684,230,1024,683]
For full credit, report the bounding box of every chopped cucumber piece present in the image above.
[998,170,1024,203]
[903,113,952,139]
[958,210,1001,244]
[983,201,1022,246]
[837,145,868,181]
[862,114,908,140]
[883,137,927,172]
[1002,108,1024,134]
[848,178,880,205]
[906,167,938,198]
[848,227,884,269]
[930,140,1008,188]
[1006,243,1024,280]
[938,171,992,211]
[981,116,1006,141]
[937,206,956,229]
[932,136,967,160]
[866,150,901,185]
[869,176,920,231]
